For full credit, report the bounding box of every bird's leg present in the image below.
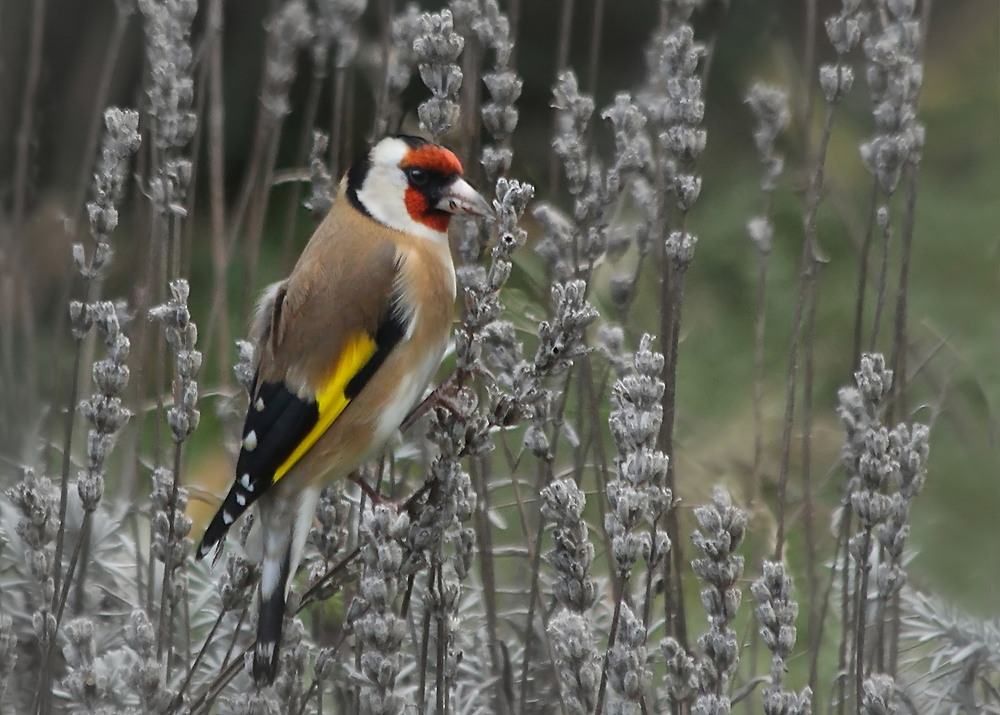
[348,471,384,504]
[400,370,480,432]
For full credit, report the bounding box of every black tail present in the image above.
[253,548,291,685]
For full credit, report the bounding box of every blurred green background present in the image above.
[1,0,996,614]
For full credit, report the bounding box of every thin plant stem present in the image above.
[10,0,46,422]
[548,0,575,196]
[594,591,624,714]
[69,3,133,227]
[852,182,880,365]
[586,0,605,94]
[204,0,231,388]
[773,103,835,562]
[802,0,818,146]
[280,62,326,268]
[854,531,873,710]
[869,200,892,353]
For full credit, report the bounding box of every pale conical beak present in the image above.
[436,178,492,218]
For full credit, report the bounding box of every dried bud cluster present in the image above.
[149,466,193,604]
[77,302,132,512]
[606,604,651,713]
[313,0,366,69]
[605,335,671,578]
[6,470,59,646]
[820,0,864,103]
[77,109,141,279]
[542,479,600,713]
[347,505,409,715]
[691,487,747,712]
[860,0,926,193]
[474,0,520,181]
[751,561,812,715]
[414,10,465,139]
[149,279,202,443]
[139,0,197,214]
[261,0,314,124]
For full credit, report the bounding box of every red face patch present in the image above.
[400,144,463,232]
[404,186,450,232]
[399,145,464,176]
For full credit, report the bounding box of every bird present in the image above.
[194,134,491,685]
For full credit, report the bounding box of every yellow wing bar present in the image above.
[271,333,377,483]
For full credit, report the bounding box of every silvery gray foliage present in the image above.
[77,301,132,513]
[229,693,281,715]
[750,561,812,715]
[261,0,314,124]
[122,609,171,712]
[76,108,141,279]
[313,0,366,69]
[859,0,925,194]
[0,613,15,702]
[548,611,600,715]
[149,279,202,443]
[691,487,747,712]
[541,478,597,612]
[348,505,408,715]
[139,0,197,213]
[606,603,651,714]
[605,335,671,578]
[60,617,126,713]
[901,590,1000,713]
[414,9,465,139]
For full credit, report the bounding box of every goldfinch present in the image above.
[195,135,491,684]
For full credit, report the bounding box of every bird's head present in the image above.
[347,135,492,240]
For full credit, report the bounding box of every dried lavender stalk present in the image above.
[414,9,465,141]
[750,561,812,715]
[348,505,408,715]
[691,487,746,714]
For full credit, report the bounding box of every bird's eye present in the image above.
[406,167,428,187]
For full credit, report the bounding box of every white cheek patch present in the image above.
[355,138,450,243]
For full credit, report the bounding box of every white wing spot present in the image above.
[255,398,265,412]
[222,510,234,525]
[243,430,258,451]
[235,492,247,507]
[240,473,253,491]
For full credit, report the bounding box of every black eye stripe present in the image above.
[406,167,429,186]
[404,168,456,202]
